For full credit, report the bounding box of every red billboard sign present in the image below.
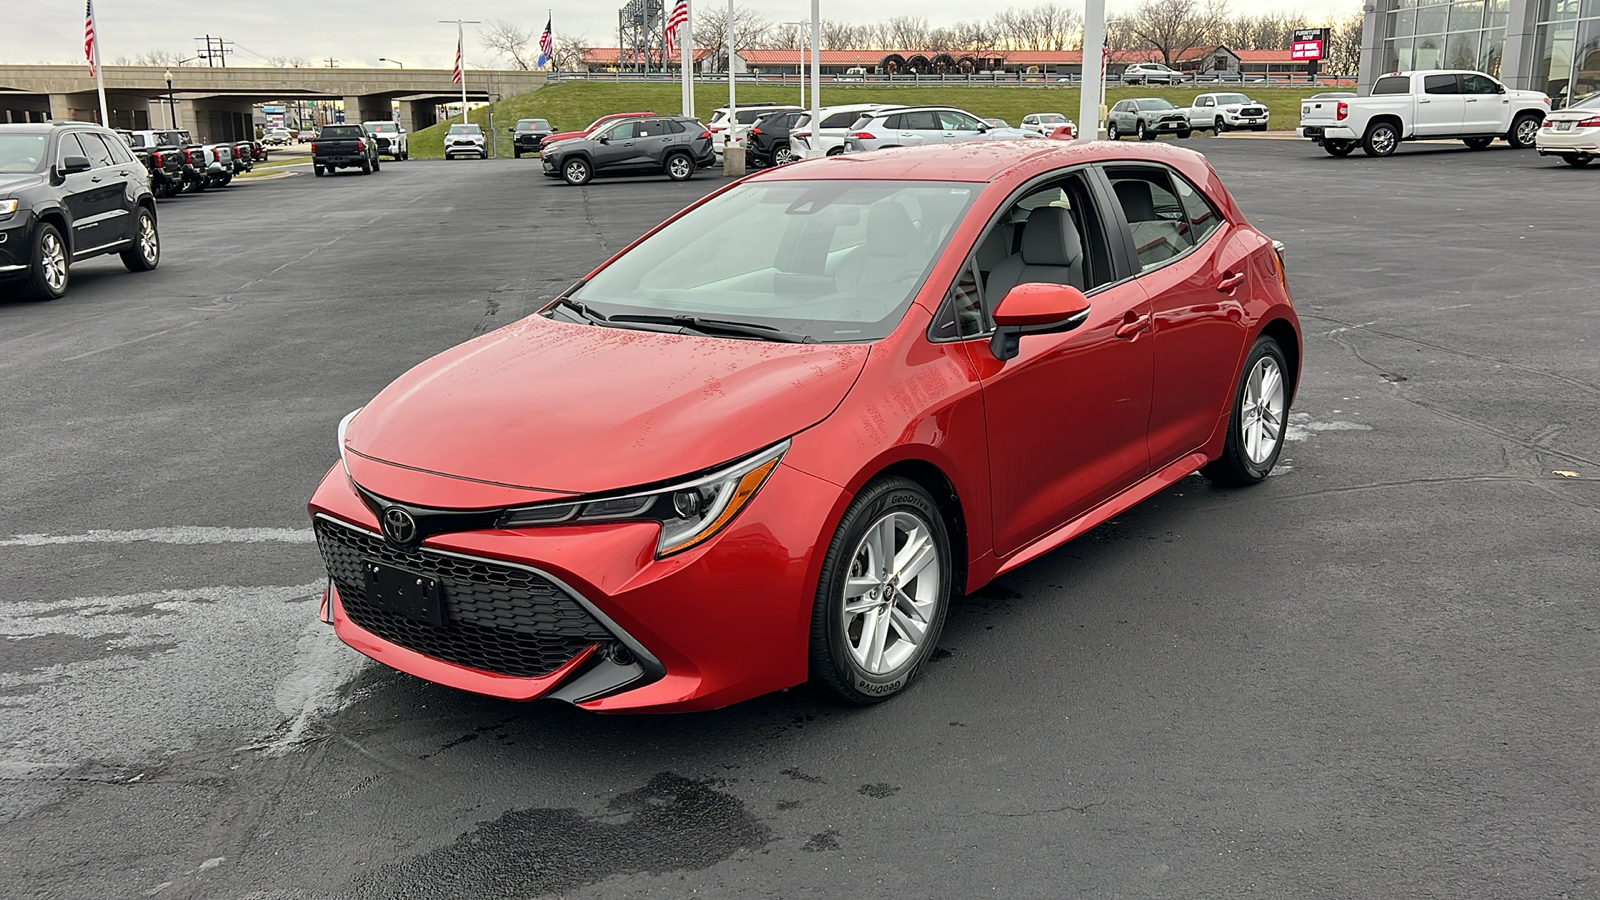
[1291,28,1329,61]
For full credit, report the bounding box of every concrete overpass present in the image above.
[0,65,547,140]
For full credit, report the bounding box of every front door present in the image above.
[1415,73,1466,135]
[591,121,639,173]
[938,110,986,143]
[55,133,123,252]
[1460,73,1508,133]
[963,170,1154,557]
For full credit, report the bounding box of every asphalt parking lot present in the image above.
[2,137,1597,900]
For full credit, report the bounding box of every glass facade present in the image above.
[1383,0,1509,75]
[1531,0,1600,105]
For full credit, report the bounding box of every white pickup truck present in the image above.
[1183,93,1270,133]
[1299,69,1550,158]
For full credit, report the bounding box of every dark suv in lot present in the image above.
[1,122,160,302]
[511,118,553,157]
[541,116,715,185]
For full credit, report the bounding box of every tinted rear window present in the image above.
[321,126,364,137]
[1372,76,1411,95]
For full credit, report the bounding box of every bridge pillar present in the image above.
[186,98,258,142]
[402,100,438,135]
[2,94,52,123]
[342,95,393,126]
[47,92,151,128]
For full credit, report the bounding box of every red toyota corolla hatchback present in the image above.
[310,140,1300,712]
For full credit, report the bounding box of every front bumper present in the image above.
[1149,118,1189,133]
[445,143,485,156]
[307,459,845,712]
[0,210,36,274]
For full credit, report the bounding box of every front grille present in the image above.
[1241,107,1266,116]
[313,517,610,678]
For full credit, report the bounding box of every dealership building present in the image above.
[1360,0,1599,103]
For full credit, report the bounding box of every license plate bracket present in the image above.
[362,561,446,626]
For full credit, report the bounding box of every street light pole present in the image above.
[164,69,176,129]
[378,58,405,68]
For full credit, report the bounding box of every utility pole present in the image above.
[324,57,339,68]
[194,35,234,67]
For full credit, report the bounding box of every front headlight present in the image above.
[0,199,17,217]
[499,441,788,557]
[336,408,362,474]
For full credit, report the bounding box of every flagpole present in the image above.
[459,22,467,123]
[94,39,108,126]
[684,0,695,118]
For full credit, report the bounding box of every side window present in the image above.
[1201,97,1214,107]
[1172,174,1223,246]
[939,111,980,131]
[94,133,136,166]
[1423,74,1460,94]
[881,114,902,130]
[822,111,858,128]
[901,111,940,130]
[930,259,988,341]
[58,133,92,166]
[1372,75,1412,95]
[1462,74,1500,94]
[1108,166,1195,272]
[606,122,636,140]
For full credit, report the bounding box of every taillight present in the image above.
[749,127,762,135]
[356,139,365,151]
[1543,118,1554,127]
[698,131,712,140]
[152,152,162,166]
[1336,102,1348,121]
[849,132,874,140]
[310,141,318,153]
[1578,116,1600,127]
[792,130,811,139]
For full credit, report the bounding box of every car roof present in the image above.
[1,121,107,135]
[752,140,1212,184]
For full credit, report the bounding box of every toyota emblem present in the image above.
[382,507,418,546]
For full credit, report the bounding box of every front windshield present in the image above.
[570,180,977,343]
[0,134,49,174]
[1141,99,1177,109]
[1214,94,1250,104]
[447,125,481,135]
[1039,114,1066,123]
[367,122,397,132]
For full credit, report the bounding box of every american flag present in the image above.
[84,0,98,76]
[664,0,688,59]
[538,18,554,68]
[451,34,463,84]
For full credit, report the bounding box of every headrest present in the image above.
[1020,207,1084,268]
[864,202,920,256]
[1114,180,1157,222]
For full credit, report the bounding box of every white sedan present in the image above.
[1536,93,1600,166]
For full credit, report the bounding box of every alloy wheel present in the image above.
[668,156,692,179]
[1370,126,1397,156]
[1240,355,1286,465]
[772,146,795,165]
[138,216,159,265]
[565,160,589,184]
[1515,118,1539,147]
[40,231,67,293]
[840,511,942,676]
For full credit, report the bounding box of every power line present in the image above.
[325,57,339,68]
[193,35,234,67]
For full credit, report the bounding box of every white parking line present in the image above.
[0,527,313,547]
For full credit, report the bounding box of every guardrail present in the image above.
[547,71,1358,88]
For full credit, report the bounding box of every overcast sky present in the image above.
[7,0,1354,69]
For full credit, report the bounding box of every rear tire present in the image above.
[1202,335,1290,486]
[1362,121,1400,157]
[313,165,325,177]
[809,477,952,706]
[1507,113,1542,149]
[360,158,372,174]
[771,143,796,165]
[1322,139,1355,157]
[119,208,160,272]
[1563,154,1593,166]
[21,222,69,302]
[664,152,694,182]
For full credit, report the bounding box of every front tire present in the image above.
[562,157,592,186]
[809,477,952,705]
[1508,114,1542,149]
[1202,335,1290,486]
[1464,136,1494,150]
[1215,116,1228,134]
[119,208,160,272]
[1177,129,1192,139]
[22,222,69,301]
[1362,121,1400,157]
[1137,120,1152,140]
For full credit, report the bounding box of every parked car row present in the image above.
[1299,68,1552,159]
[1,121,161,302]
[120,128,264,198]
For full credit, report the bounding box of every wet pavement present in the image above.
[2,139,1596,899]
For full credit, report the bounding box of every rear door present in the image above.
[84,132,142,244]
[896,110,941,145]
[1415,73,1466,135]
[636,118,681,169]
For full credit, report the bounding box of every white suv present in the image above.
[1122,63,1185,85]
[841,106,1035,153]
[790,104,896,159]
[443,123,487,159]
[708,104,801,155]
[1020,112,1077,137]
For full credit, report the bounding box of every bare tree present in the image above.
[1325,12,1364,74]
[821,21,867,50]
[481,19,536,70]
[885,16,931,49]
[1114,0,1229,65]
[549,33,588,72]
[693,6,771,70]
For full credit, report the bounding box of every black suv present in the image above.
[0,122,160,302]
[511,118,553,157]
[746,110,806,167]
[542,116,715,185]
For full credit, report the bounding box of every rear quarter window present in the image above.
[1372,76,1411,95]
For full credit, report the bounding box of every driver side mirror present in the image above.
[989,283,1092,362]
[1497,83,1507,94]
[58,155,92,176]
[597,136,610,144]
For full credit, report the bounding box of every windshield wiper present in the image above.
[546,297,610,325]
[606,314,814,343]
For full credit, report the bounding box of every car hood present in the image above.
[346,316,871,497]
[0,173,44,196]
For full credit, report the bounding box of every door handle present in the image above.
[1216,271,1247,292]
[90,176,103,182]
[1419,98,1431,103]
[1115,312,1151,339]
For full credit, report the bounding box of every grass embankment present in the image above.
[408,81,1327,159]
